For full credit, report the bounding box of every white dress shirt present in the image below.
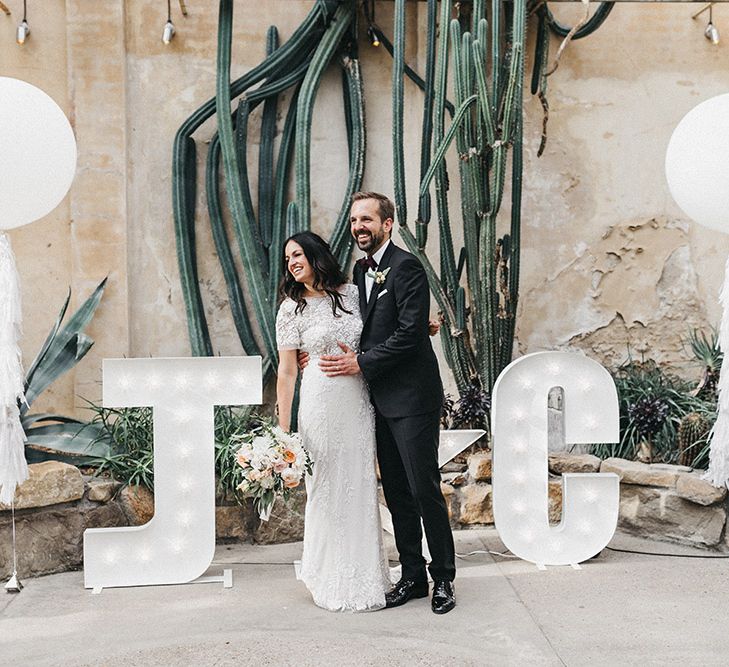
[364,239,390,302]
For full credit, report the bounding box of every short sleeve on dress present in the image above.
[276,299,301,350]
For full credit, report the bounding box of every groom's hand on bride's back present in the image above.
[297,350,310,371]
[319,342,361,377]
[428,317,441,337]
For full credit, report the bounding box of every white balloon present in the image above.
[665,93,729,234]
[0,77,77,230]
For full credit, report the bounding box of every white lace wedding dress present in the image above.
[275,283,391,612]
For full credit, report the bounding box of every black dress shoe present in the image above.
[385,578,429,608]
[431,580,455,614]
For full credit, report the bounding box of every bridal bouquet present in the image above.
[233,420,312,521]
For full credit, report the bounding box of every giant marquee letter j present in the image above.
[83,357,262,589]
[492,351,620,566]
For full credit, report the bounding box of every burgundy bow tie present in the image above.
[357,256,378,270]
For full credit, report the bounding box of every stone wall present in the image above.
[441,451,729,550]
[0,462,305,579]
[2,2,727,418]
[4,452,727,579]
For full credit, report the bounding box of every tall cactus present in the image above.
[172,0,361,382]
[172,0,612,411]
[388,0,526,396]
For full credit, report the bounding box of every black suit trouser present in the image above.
[376,408,456,583]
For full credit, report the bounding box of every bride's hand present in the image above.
[428,317,441,337]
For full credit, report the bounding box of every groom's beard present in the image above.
[355,229,386,254]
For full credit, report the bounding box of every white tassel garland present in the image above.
[0,233,28,505]
[703,254,729,489]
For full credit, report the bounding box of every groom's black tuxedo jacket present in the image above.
[355,242,444,418]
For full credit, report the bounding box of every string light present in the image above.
[693,3,720,45]
[16,0,29,45]
[162,0,175,44]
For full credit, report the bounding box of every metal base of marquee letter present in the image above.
[84,356,262,591]
[380,429,486,572]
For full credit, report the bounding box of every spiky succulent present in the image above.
[441,393,456,429]
[628,396,670,439]
[452,382,491,431]
[677,412,712,467]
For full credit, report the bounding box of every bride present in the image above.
[275,231,391,612]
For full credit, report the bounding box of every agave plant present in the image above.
[685,327,722,400]
[592,359,716,465]
[21,279,111,464]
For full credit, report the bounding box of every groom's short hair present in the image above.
[352,191,395,224]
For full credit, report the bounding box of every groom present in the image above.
[320,191,456,614]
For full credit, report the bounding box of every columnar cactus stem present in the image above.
[392,0,527,401]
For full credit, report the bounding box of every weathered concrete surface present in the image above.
[3,530,729,666]
[4,2,728,416]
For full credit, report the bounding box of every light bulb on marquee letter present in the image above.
[83,357,262,589]
[492,351,620,566]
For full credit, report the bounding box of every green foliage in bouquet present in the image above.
[22,279,110,465]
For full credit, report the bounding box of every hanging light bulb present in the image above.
[16,0,29,45]
[367,26,380,48]
[162,20,175,44]
[705,20,720,45]
[693,3,720,45]
[162,0,175,44]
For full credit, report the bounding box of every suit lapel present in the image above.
[362,242,396,325]
[355,264,367,316]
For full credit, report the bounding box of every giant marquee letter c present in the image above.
[492,351,620,566]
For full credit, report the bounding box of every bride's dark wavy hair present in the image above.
[280,231,351,317]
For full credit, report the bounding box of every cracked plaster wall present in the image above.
[2,1,727,416]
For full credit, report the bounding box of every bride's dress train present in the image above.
[276,284,390,611]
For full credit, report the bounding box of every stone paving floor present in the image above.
[1,529,728,666]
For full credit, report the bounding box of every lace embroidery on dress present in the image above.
[275,283,390,612]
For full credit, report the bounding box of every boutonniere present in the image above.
[367,267,391,285]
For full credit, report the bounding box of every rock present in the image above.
[119,484,155,525]
[618,485,725,547]
[652,463,692,473]
[467,452,492,482]
[0,461,84,510]
[600,457,679,488]
[441,472,467,487]
[548,453,601,474]
[0,498,127,579]
[254,487,306,544]
[440,482,458,523]
[459,484,493,524]
[87,478,121,503]
[548,478,563,523]
[676,473,728,506]
[216,504,254,540]
[441,461,467,473]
